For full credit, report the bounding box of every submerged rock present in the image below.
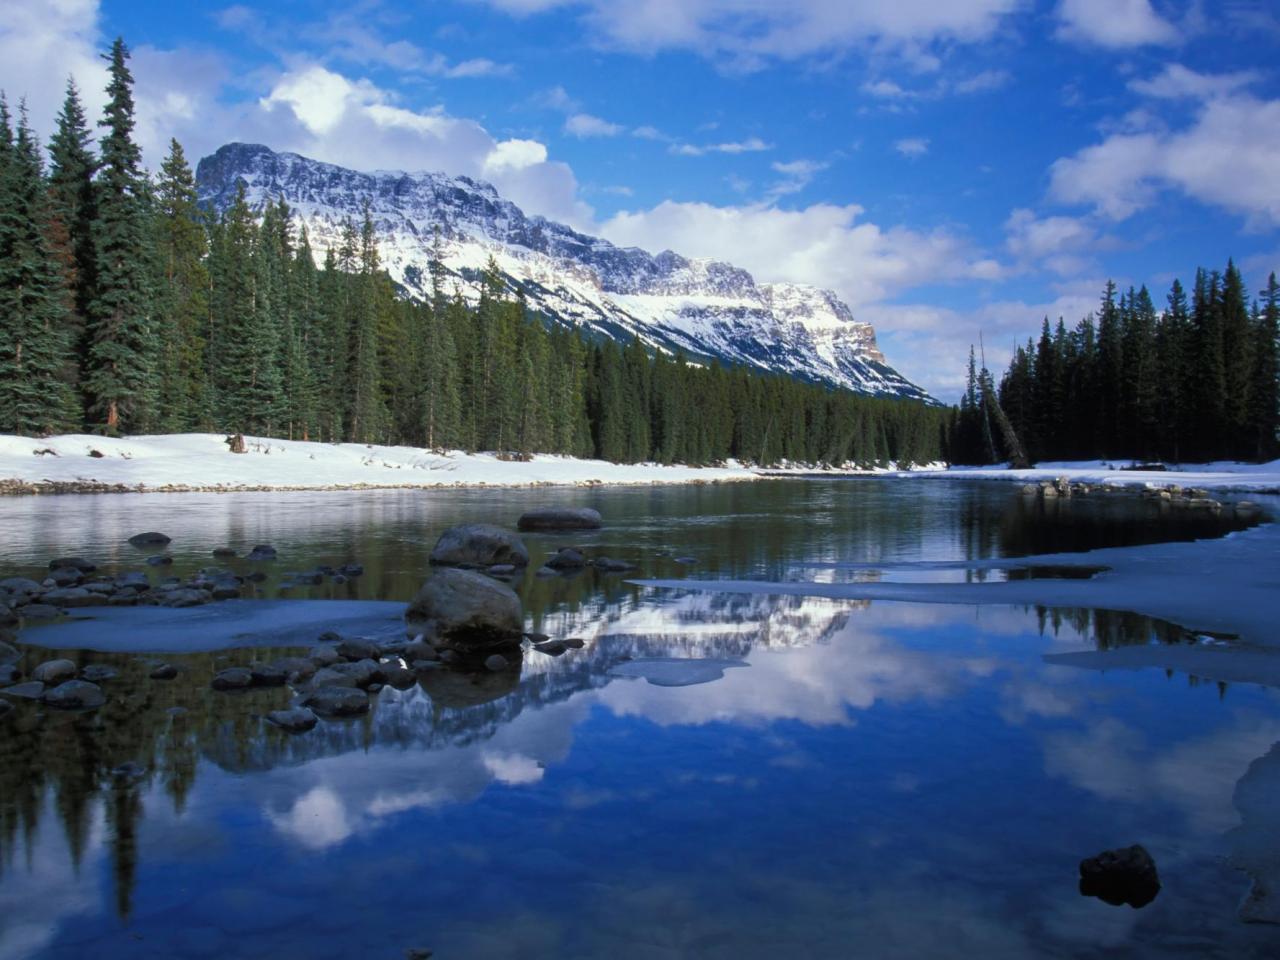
[267,706,319,733]
[128,531,171,547]
[49,556,96,572]
[545,548,588,570]
[1078,845,1161,908]
[593,557,636,573]
[429,524,529,568]
[303,686,370,717]
[516,507,603,531]
[211,667,254,691]
[43,679,105,710]
[406,568,524,645]
[246,544,278,561]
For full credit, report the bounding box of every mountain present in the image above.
[195,143,932,402]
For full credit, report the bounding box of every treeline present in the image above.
[0,38,948,467]
[952,268,1280,465]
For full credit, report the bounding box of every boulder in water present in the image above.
[405,568,524,646]
[1078,844,1161,908]
[128,532,171,547]
[43,680,105,710]
[429,524,529,568]
[516,507,602,531]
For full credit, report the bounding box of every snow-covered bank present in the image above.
[911,459,1280,494]
[0,434,762,493]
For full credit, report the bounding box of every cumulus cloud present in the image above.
[1128,63,1261,100]
[1049,91,1280,226]
[601,199,994,315]
[894,137,930,158]
[1004,208,1102,277]
[477,0,1022,67]
[1054,0,1179,48]
[767,159,828,197]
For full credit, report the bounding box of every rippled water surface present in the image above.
[0,480,1276,959]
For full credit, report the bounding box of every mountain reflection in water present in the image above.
[0,480,1276,959]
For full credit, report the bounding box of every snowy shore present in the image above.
[0,433,763,493]
[2,433,1277,495]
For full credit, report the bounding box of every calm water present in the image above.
[0,480,1276,959]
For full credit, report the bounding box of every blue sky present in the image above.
[2,1,1279,399]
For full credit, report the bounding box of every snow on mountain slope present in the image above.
[195,143,933,402]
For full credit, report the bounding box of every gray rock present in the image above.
[32,659,78,685]
[0,577,42,595]
[212,547,238,558]
[48,567,84,586]
[405,568,524,645]
[149,663,178,680]
[44,679,105,710]
[429,524,529,568]
[249,663,288,687]
[43,587,96,607]
[0,681,44,699]
[534,565,559,578]
[129,531,171,547]
[484,653,509,672]
[593,557,637,573]
[211,667,254,691]
[267,706,318,733]
[517,507,602,531]
[83,580,117,594]
[246,544,278,561]
[382,664,416,689]
[115,571,150,591]
[145,554,174,567]
[0,664,21,685]
[0,639,18,664]
[80,665,117,683]
[336,638,380,662]
[545,548,588,570]
[161,589,212,608]
[21,604,63,620]
[270,657,317,684]
[49,556,96,572]
[487,564,517,577]
[211,581,241,600]
[405,637,439,661]
[412,660,442,672]
[308,645,343,667]
[303,686,370,717]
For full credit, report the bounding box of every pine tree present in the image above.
[0,99,79,434]
[1249,273,1279,460]
[151,139,208,430]
[46,78,97,398]
[85,38,154,432]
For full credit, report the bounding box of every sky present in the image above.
[2,0,1279,400]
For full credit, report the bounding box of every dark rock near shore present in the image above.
[336,638,380,662]
[1079,845,1161,908]
[49,557,96,572]
[429,524,529,568]
[149,663,178,680]
[405,568,524,645]
[212,547,238,558]
[48,567,84,587]
[211,667,254,691]
[1,681,44,699]
[43,587,97,607]
[80,665,118,683]
[517,507,602,531]
[267,706,318,733]
[533,640,568,656]
[145,554,174,567]
[32,659,78,685]
[43,679,105,710]
[303,686,370,717]
[0,640,20,664]
[545,548,588,570]
[129,532,171,547]
[21,604,64,620]
[249,663,288,687]
[246,544,278,561]
[593,557,637,573]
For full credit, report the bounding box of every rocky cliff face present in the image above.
[196,143,932,402]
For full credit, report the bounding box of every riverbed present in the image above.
[1,479,1277,958]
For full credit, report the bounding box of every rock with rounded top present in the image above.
[80,665,117,683]
[246,544,278,561]
[21,604,64,620]
[211,667,254,691]
[1,681,44,699]
[1,577,43,596]
[308,645,343,667]
[517,507,602,532]
[303,686,370,717]
[161,589,212,608]
[405,568,524,646]
[249,663,288,687]
[429,524,529,568]
[1,664,21,686]
[48,567,83,587]
[129,532,171,547]
[43,679,105,710]
[545,548,588,571]
[49,556,96,573]
[43,587,96,607]
[149,663,178,680]
[336,638,380,662]
[593,557,636,573]
[32,659,78,685]
[484,653,509,672]
[267,706,318,733]
[270,657,317,684]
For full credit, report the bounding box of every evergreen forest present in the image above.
[951,269,1280,466]
[0,39,948,469]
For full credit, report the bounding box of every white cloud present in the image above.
[478,0,1023,67]
[767,158,828,197]
[670,135,772,156]
[1004,208,1100,276]
[600,199,994,322]
[1049,91,1280,226]
[1054,0,1178,48]
[564,112,625,137]
[1129,63,1261,100]
[894,137,930,158]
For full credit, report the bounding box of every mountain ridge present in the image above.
[195,142,933,403]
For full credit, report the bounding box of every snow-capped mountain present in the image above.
[196,143,932,402]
